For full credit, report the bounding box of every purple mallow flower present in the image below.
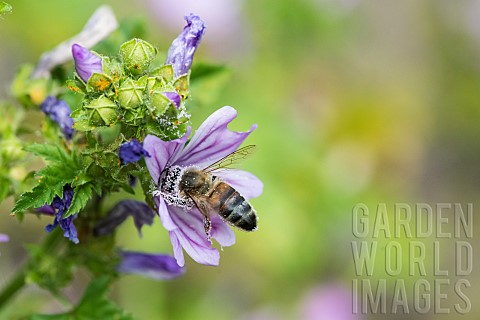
[144,106,262,266]
[119,139,150,164]
[117,251,184,280]
[40,96,74,139]
[44,185,79,244]
[165,14,206,78]
[72,43,103,82]
[163,91,181,108]
[94,200,155,237]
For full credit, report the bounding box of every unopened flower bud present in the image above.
[72,44,103,82]
[120,38,157,75]
[118,77,147,109]
[165,14,205,78]
[84,96,118,126]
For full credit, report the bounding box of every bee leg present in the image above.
[203,216,212,244]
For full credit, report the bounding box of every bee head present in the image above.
[179,169,208,193]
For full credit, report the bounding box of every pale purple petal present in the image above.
[168,206,220,266]
[171,228,220,266]
[0,233,9,243]
[144,130,190,184]
[154,196,177,231]
[169,231,185,267]
[210,215,235,247]
[169,206,210,246]
[118,251,184,280]
[215,169,263,199]
[72,43,103,82]
[174,106,257,168]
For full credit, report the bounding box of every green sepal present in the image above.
[66,78,86,95]
[86,72,113,92]
[173,73,190,99]
[147,90,170,117]
[120,38,157,75]
[145,104,189,141]
[72,117,95,132]
[151,64,174,82]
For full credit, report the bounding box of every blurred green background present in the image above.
[1,0,480,319]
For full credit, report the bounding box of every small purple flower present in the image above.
[119,139,151,164]
[165,14,206,77]
[163,92,181,108]
[40,96,74,139]
[0,233,9,243]
[144,106,262,266]
[72,43,103,82]
[117,251,184,280]
[94,200,155,237]
[44,185,79,244]
[36,204,56,215]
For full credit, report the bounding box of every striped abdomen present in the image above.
[213,182,257,232]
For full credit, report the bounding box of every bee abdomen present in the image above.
[217,185,257,232]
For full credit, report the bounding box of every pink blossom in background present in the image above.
[300,284,360,320]
[0,233,8,243]
[143,0,251,60]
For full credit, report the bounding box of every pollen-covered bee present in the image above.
[158,145,258,238]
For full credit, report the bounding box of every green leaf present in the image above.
[27,314,70,320]
[0,176,10,203]
[0,2,12,15]
[25,276,135,320]
[12,164,77,214]
[73,276,135,320]
[13,181,64,213]
[24,143,73,165]
[189,63,231,109]
[190,62,228,81]
[63,183,94,218]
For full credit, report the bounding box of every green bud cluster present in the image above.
[69,38,191,142]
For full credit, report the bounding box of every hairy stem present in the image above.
[0,227,62,311]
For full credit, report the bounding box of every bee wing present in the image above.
[186,193,215,218]
[203,145,256,173]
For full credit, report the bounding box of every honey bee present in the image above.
[158,145,258,238]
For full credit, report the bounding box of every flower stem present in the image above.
[0,227,62,311]
[0,267,26,310]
